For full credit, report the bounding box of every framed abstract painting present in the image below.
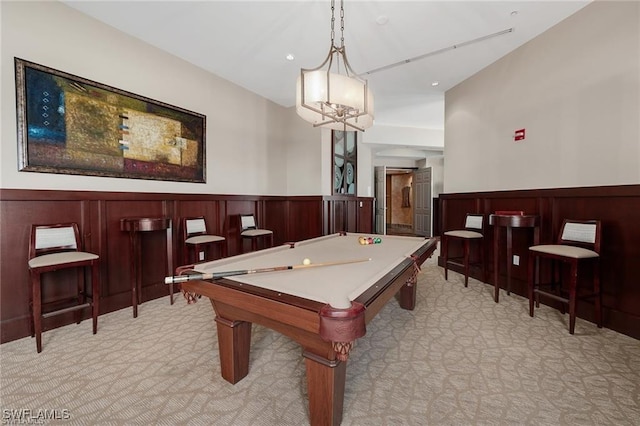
[15,58,206,183]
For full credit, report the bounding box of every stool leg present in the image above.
[594,261,602,328]
[479,238,486,283]
[76,267,84,325]
[442,236,449,281]
[33,273,43,353]
[568,261,578,334]
[506,227,513,295]
[463,240,470,287]
[528,253,536,318]
[129,232,138,318]
[91,263,99,335]
[557,262,567,314]
[28,272,35,339]
[535,258,542,309]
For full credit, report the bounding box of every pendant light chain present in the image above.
[330,0,336,46]
[340,0,345,48]
[337,0,345,74]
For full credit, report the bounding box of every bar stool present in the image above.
[528,219,602,334]
[28,223,100,353]
[182,216,227,264]
[442,214,485,287]
[239,214,273,253]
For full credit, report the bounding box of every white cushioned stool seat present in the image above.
[186,235,226,245]
[529,245,598,259]
[28,252,99,268]
[444,230,483,239]
[241,229,273,237]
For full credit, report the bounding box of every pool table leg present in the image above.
[399,279,417,310]
[215,316,252,384]
[303,351,346,426]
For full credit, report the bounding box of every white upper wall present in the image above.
[283,110,324,195]
[444,1,640,193]
[0,0,328,196]
[362,124,444,151]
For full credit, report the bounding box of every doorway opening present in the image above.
[385,168,415,235]
[385,168,416,236]
[375,166,432,237]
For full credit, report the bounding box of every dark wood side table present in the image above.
[120,217,173,318]
[489,214,539,303]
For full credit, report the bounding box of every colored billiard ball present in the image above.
[303,258,311,265]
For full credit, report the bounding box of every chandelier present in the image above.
[296,0,374,132]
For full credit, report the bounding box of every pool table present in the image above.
[174,232,437,426]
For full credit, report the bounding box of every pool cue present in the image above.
[164,257,371,285]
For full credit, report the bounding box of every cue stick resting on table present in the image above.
[165,257,372,284]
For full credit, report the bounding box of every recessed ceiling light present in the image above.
[431,81,440,87]
[376,15,389,25]
[286,53,295,61]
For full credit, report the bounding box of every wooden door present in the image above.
[413,168,432,237]
[374,166,386,235]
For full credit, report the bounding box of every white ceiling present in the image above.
[62,0,590,157]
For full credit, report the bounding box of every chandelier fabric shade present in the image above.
[296,70,374,131]
[295,0,374,132]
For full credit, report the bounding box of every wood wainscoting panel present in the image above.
[357,198,374,234]
[286,197,324,242]
[263,199,288,247]
[322,196,374,235]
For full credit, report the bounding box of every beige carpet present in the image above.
[1,249,639,425]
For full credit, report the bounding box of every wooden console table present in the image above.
[489,214,539,303]
[120,217,173,317]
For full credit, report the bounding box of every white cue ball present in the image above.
[302,258,311,265]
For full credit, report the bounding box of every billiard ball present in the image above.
[302,258,311,265]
